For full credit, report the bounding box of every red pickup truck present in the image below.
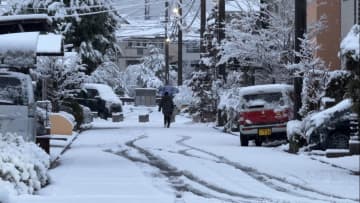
[238,84,294,146]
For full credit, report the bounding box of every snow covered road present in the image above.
[12,106,360,203]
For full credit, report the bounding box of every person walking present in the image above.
[158,92,174,128]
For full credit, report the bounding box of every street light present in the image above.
[173,7,179,15]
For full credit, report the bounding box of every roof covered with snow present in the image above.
[340,24,360,61]
[0,32,38,67]
[117,20,164,39]
[37,34,64,56]
[0,14,52,24]
[0,32,64,68]
[226,0,260,12]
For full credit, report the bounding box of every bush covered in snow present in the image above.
[287,99,355,151]
[173,85,193,110]
[0,133,50,195]
[217,88,242,131]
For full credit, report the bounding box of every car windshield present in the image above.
[86,89,99,98]
[243,92,282,109]
[0,77,27,105]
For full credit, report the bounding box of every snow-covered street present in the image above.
[10,106,360,203]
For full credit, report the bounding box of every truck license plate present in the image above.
[258,128,271,136]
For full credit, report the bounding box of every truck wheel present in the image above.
[240,134,249,146]
[255,137,262,146]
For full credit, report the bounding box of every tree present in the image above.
[187,5,219,122]
[341,25,360,134]
[88,61,123,90]
[218,0,294,85]
[288,16,328,117]
[35,53,86,112]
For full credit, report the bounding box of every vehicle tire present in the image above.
[255,137,262,146]
[240,134,249,146]
[324,131,349,149]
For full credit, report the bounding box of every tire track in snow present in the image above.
[308,156,360,176]
[107,135,270,203]
[176,136,359,203]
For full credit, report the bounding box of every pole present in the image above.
[294,0,307,120]
[356,0,360,24]
[200,0,206,70]
[177,0,183,86]
[165,0,170,84]
[145,0,150,20]
[217,0,226,80]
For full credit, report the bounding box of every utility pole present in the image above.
[217,0,226,80]
[356,0,360,24]
[145,0,150,20]
[177,0,183,86]
[200,0,206,70]
[294,0,307,120]
[164,0,170,85]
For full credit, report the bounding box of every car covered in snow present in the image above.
[303,99,358,150]
[0,71,37,141]
[238,84,294,146]
[74,83,123,120]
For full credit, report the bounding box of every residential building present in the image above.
[307,0,359,70]
[116,20,200,77]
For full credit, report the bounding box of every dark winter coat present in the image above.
[159,95,174,116]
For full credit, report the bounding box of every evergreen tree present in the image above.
[341,25,360,134]
[36,53,86,112]
[187,5,219,122]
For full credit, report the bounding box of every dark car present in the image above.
[74,83,123,120]
[305,99,358,150]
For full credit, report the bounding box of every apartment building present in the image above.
[307,0,359,70]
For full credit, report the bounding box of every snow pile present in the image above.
[340,25,360,61]
[286,120,304,140]
[0,132,50,195]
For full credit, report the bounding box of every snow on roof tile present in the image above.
[0,14,52,24]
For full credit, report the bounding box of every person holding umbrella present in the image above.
[158,91,174,128]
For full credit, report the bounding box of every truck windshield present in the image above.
[0,77,27,105]
[243,92,282,109]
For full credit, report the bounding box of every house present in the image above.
[116,19,201,80]
[307,0,359,70]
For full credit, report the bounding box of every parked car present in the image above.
[238,84,294,146]
[0,71,37,141]
[304,99,358,150]
[74,83,123,120]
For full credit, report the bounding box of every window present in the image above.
[186,43,200,53]
[137,48,144,55]
[0,77,26,105]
